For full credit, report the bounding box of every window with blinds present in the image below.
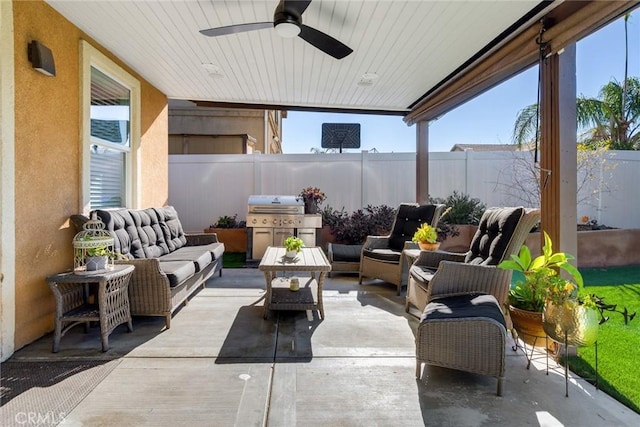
[89,66,131,209]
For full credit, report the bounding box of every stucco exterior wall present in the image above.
[12,0,167,349]
[169,107,282,154]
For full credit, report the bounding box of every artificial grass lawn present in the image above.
[223,252,246,268]
[569,265,640,413]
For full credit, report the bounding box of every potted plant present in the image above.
[299,187,326,214]
[542,277,599,347]
[498,232,585,346]
[412,223,440,251]
[284,236,304,258]
[205,214,247,253]
[84,245,123,271]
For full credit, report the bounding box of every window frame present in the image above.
[80,40,140,213]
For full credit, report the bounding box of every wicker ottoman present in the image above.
[415,293,507,395]
[327,243,362,277]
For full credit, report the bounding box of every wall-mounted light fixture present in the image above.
[27,40,56,77]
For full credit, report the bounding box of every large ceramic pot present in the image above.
[508,305,547,347]
[418,241,440,251]
[543,301,599,347]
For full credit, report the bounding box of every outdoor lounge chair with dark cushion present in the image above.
[406,206,540,314]
[359,203,446,295]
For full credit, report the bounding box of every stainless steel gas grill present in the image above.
[247,195,322,260]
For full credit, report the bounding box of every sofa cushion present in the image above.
[362,248,401,264]
[155,206,187,252]
[420,293,506,329]
[95,209,143,259]
[159,260,196,288]
[197,242,225,261]
[160,247,213,272]
[388,204,437,251]
[132,208,169,258]
[465,207,524,266]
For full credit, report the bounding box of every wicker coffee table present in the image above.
[258,246,331,319]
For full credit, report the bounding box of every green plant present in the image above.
[498,231,583,312]
[284,236,304,252]
[412,223,438,244]
[430,191,486,225]
[85,245,123,260]
[211,214,246,229]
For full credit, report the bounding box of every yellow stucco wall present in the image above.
[13,0,168,349]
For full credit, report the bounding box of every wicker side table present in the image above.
[46,264,135,352]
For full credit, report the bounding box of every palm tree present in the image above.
[512,77,640,150]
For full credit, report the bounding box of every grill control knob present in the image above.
[273,219,278,225]
[251,219,257,224]
[262,219,267,225]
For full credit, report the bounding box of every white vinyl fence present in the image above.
[169,150,640,232]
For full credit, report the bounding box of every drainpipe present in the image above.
[264,111,269,154]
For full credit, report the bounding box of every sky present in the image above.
[282,14,638,153]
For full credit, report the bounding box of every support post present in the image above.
[540,44,578,258]
[416,120,430,204]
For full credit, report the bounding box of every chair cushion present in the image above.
[160,247,213,272]
[409,265,436,284]
[159,260,196,288]
[420,293,506,329]
[362,248,401,264]
[465,207,524,265]
[388,204,437,251]
[331,244,363,262]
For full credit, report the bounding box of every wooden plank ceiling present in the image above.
[46,0,552,114]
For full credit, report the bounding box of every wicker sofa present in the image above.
[73,206,224,329]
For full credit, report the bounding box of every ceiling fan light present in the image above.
[275,22,300,38]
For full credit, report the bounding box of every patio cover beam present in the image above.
[404,0,638,124]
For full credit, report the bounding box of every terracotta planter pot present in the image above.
[509,305,547,347]
[543,301,599,347]
[418,241,440,251]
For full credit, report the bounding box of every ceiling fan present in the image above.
[200,0,353,60]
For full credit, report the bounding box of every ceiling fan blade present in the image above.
[200,22,272,37]
[283,0,312,17]
[298,25,352,59]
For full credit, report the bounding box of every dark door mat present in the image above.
[1,360,119,426]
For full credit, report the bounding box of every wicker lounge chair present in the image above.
[406,207,540,314]
[359,203,446,295]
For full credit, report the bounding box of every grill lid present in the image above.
[248,195,303,206]
[248,195,305,214]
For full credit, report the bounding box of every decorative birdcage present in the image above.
[73,219,115,273]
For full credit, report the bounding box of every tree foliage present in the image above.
[513,77,640,150]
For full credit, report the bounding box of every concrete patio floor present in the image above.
[2,268,639,427]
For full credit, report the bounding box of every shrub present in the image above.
[211,214,246,229]
[321,204,396,245]
[430,191,486,225]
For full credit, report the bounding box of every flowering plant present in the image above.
[299,187,326,204]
